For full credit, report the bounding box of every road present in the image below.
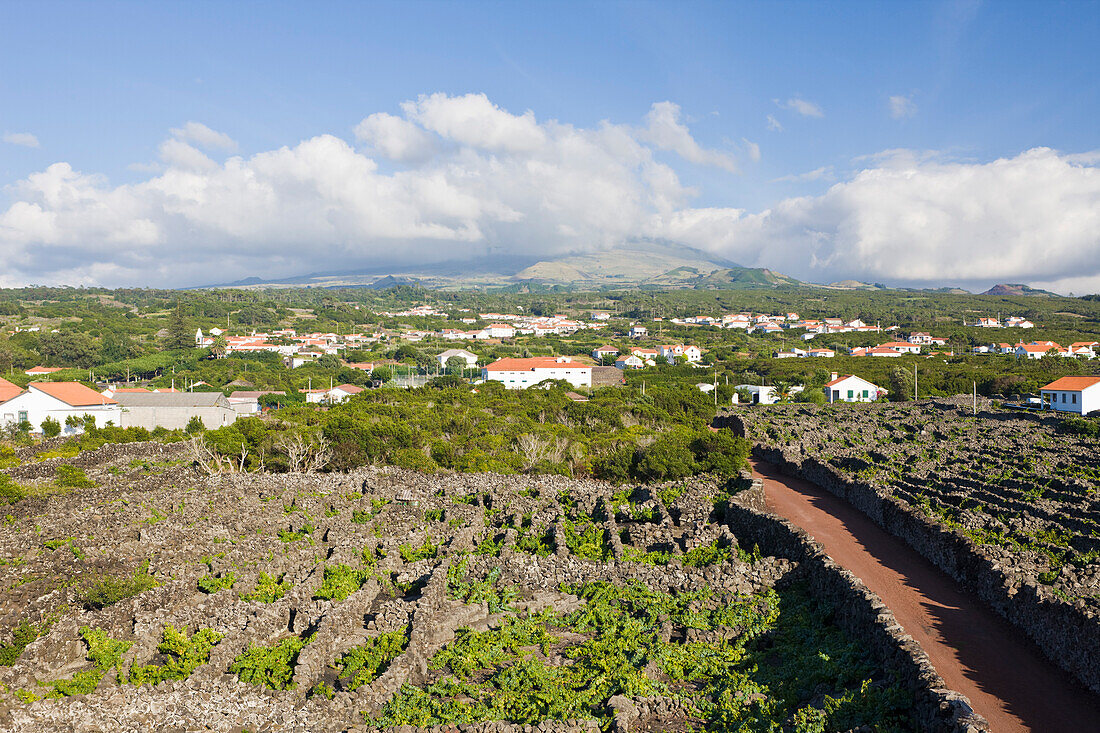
[751,458,1100,733]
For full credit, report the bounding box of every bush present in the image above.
[55,465,95,488]
[1060,416,1100,438]
[40,417,61,438]
[79,562,159,610]
[229,635,311,690]
[185,415,205,435]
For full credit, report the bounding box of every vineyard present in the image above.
[737,400,1100,613]
[0,439,929,732]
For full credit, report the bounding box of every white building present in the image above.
[615,354,644,370]
[1,383,121,434]
[824,373,886,403]
[735,384,804,405]
[1040,376,1100,415]
[482,357,592,389]
[630,325,648,339]
[115,392,238,430]
[592,345,619,361]
[436,349,479,369]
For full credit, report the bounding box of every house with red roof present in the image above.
[482,357,592,390]
[1040,376,1100,415]
[24,366,64,377]
[1,382,120,434]
[0,378,22,406]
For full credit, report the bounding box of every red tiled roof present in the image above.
[31,382,117,407]
[0,377,22,403]
[1041,376,1100,392]
[484,358,590,372]
[26,366,63,374]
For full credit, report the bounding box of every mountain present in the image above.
[982,283,1059,297]
[693,267,802,289]
[198,239,758,290]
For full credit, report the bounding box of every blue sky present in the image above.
[1,0,1099,290]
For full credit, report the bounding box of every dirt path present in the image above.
[751,458,1100,733]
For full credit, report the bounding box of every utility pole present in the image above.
[973,381,977,415]
[914,364,918,401]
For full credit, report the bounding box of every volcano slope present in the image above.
[0,439,985,732]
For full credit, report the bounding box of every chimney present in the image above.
[830,372,838,382]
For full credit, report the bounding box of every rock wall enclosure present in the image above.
[0,439,986,732]
[721,400,1100,695]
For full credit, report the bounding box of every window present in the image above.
[17,411,28,423]
[847,390,853,399]
[1072,394,1077,404]
[1062,393,1067,403]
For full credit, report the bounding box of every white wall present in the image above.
[1042,386,1100,415]
[482,367,592,390]
[0,390,121,434]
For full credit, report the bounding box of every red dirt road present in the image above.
[751,458,1100,733]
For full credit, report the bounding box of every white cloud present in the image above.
[354,112,438,162]
[0,94,700,286]
[776,97,824,118]
[637,101,738,172]
[3,132,40,148]
[889,94,917,119]
[766,114,783,132]
[2,96,1097,293]
[657,147,1100,288]
[169,121,237,151]
[771,166,834,183]
[741,139,761,163]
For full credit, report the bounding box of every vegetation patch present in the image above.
[229,634,312,690]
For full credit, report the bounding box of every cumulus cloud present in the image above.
[169,121,237,151]
[637,101,738,172]
[3,132,40,148]
[1,95,1097,293]
[653,147,1100,290]
[889,94,917,119]
[0,94,702,286]
[354,112,438,162]
[776,97,824,118]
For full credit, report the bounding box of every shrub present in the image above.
[79,561,159,610]
[40,417,61,438]
[197,572,236,594]
[243,572,290,603]
[0,620,48,666]
[184,416,205,435]
[126,626,223,685]
[55,465,95,488]
[229,635,311,690]
[313,564,370,602]
[335,626,409,690]
[47,627,132,697]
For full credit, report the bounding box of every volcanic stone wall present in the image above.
[725,474,988,733]
[719,409,1100,696]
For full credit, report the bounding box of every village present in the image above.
[2,300,1098,436]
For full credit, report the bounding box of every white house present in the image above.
[1,383,121,434]
[24,366,63,378]
[630,325,648,339]
[682,345,702,362]
[592,345,620,361]
[807,348,835,358]
[878,341,923,355]
[484,323,516,339]
[824,373,886,403]
[735,384,804,405]
[615,354,644,369]
[1040,376,1100,415]
[437,349,479,369]
[482,357,592,389]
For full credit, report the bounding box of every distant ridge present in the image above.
[982,283,1059,297]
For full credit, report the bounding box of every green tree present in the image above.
[317,354,342,370]
[38,332,97,367]
[211,334,228,359]
[185,416,205,435]
[889,366,914,402]
[164,302,193,351]
[445,356,467,376]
